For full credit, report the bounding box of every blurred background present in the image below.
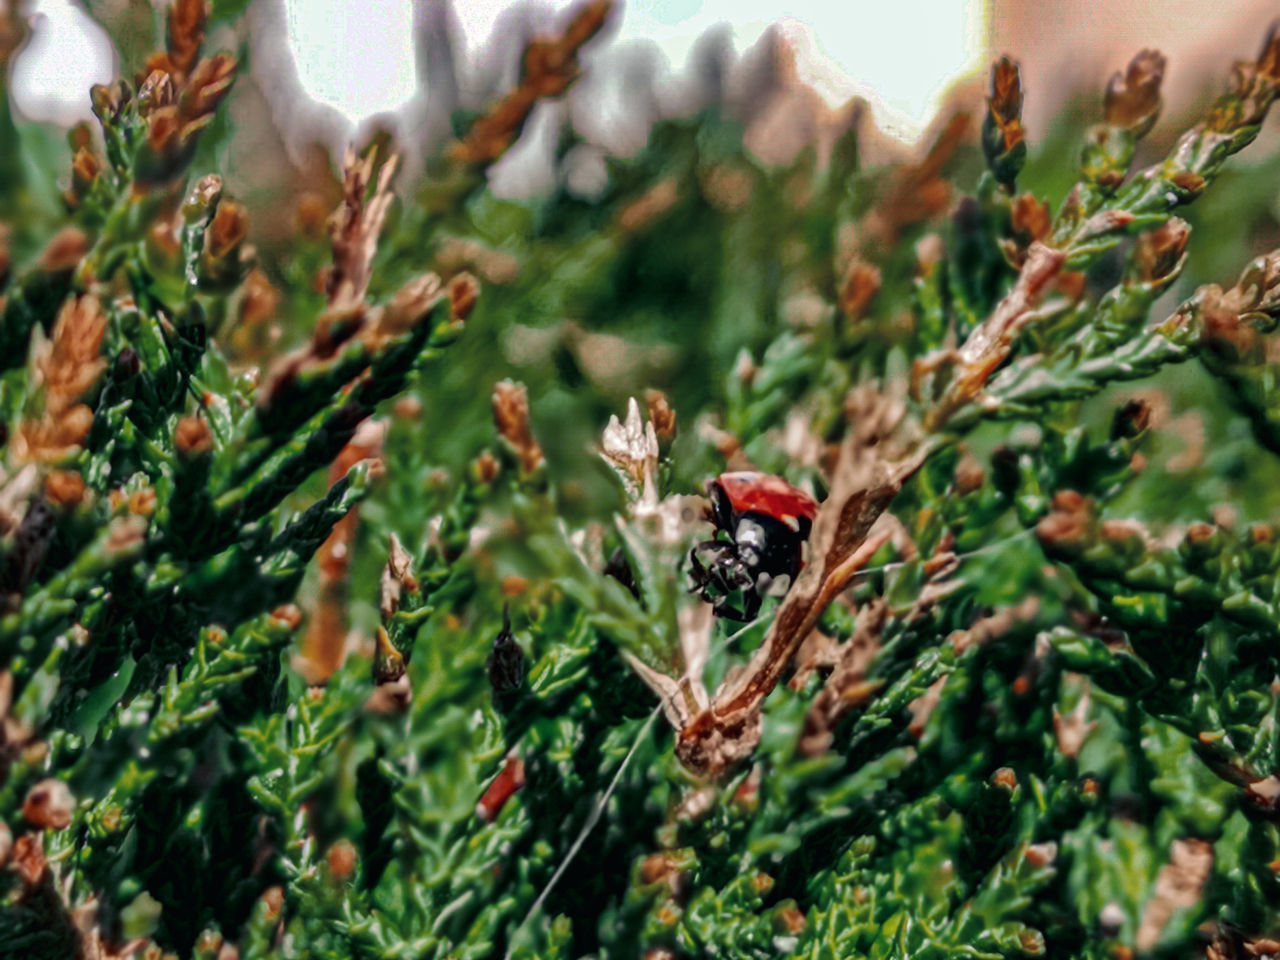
[8,0,1280,226]
[10,0,1280,145]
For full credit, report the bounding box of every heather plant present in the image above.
[5,1,1280,958]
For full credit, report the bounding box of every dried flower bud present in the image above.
[205,200,248,261]
[44,470,87,509]
[983,57,1025,188]
[600,396,660,501]
[988,57,1023,148]
[270,604,303,631]
[146,106,181,156]
[838,259,881,321]
[775,903,807,934]
[954,455,985,494]
[1011,194,1051,242]
[259,886,284,922]
[1111,398,1152,440]
[38,227,89,272]
[137,70,176,118]
[379,533,417,619]
[476,755,526,822]
[90,80,130,123]
[372,625,406,684]
[0,821,11,865]
[174,416,213,457]
[1134,218,1190,283]
[167,0,207,78]
[11,834,46,887]
[106,515,148,554]
[23,778,74,830]
[68,146,100,207]
[473,451,500,484]
[991,767,1019,791]
[183,53,236,122]
[446,272,479,322]
[644,389,677,444]
[493,380,545,475]
[1105,49,1165,135]
[326,838,357,881]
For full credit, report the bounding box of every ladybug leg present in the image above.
[711,594,753,622]
[688,541,730,594]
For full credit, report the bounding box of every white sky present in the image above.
[11,0,983,140]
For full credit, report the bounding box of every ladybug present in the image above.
[688,471,819,621]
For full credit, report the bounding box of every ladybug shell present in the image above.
[711,472,818,532]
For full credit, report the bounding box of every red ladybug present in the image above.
[688,471,819,621]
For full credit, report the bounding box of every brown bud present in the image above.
[1111,398,1152,440]
[260,886,284,921]
[205,201,248,261]
[954,455,985,495]
[184,53,237,121]
[174,416,213,456]
[473,451,500,484]
[167,0,207,77]
[644,389,677,443]
[326,838,357,881]
[988,57,1024,150]
[0,821,11,865]
[128,488,157,517]
[90,80,130,121]
[67,121,93,152]
[270,604,304,631]
[23,779,74,830]
[1104,49,1165,133]
[493,381,544,474]
[71,146,100,191]
[1169,171,1205,196]
[446,272,479,322]
[775,904,807,934]
[11,834,46,886]
[45,470,87,509]
[1011,194,1051,242]
[991,767,1018,791]
[1186,522,1218,545]
[146,106,181,154]
[500,575,529,597]
[838,259,881,321]
[38,227,90,272]
[137,70,176,116]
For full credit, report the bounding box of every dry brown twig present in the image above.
[11,295,108,465]
[448,0,612,168]
[675,384,926,776]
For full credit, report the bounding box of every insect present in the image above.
[688,471,819,621]
[487,606,527,694]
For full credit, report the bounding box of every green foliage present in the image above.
[5,2,1280,959]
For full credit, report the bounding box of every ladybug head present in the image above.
[691,473,817,620]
